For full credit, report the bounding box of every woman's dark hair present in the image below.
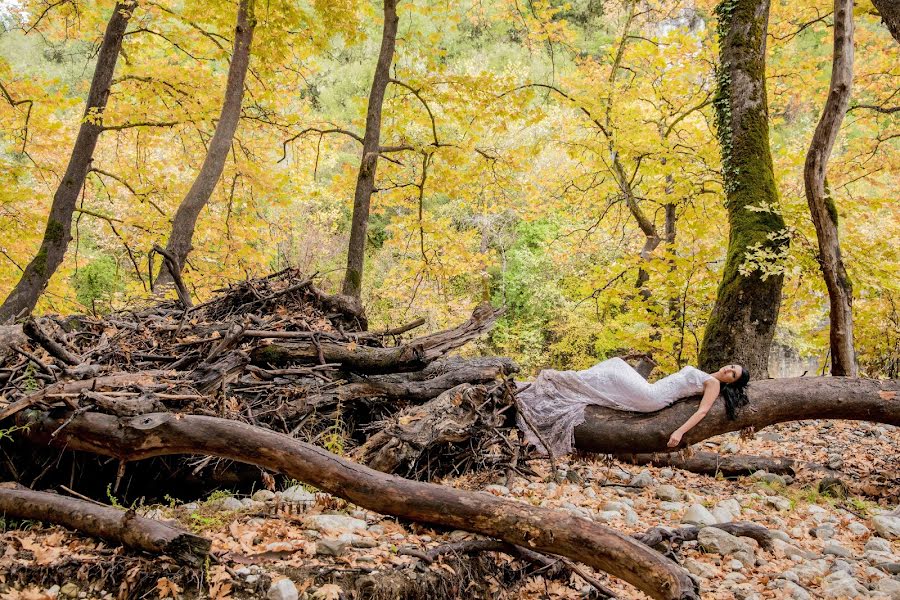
[722,366,751,420]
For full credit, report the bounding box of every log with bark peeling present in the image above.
[18,410,698,600]
[0,485,210,563]
[574,377,899,454]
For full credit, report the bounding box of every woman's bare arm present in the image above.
[667,378,721,448]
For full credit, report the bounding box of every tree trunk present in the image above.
[699,0,785,378]
[0,2,136,323]
[0,486,210,564]
[619,451,800,477]
[19,410,698,600]
[574,376,898,454]
[804,0,857,376]
[872,0,900,43]
[154,0,256,288]
[341,0,399,299]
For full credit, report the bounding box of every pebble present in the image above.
[682,504,718,526]
[267,579,298,600]
[218,497,245,511]
[182,502,199,511]
[595,510,622,523]
[712,507,734,523]
[814,524,836,540]
[659,468,675,480]
[316,538,349,556]
[659,501,685,512]
[782,581,812,600]
[867,538,895,553]
[876,578,900,598]
[765,495,792,511]
[684,557,717,578]
[729,559,744,571]
[484,484,509,496]
[752,470,786,486]
[848,521,870,536]
[794,559,829,584]
[60,583,78,598]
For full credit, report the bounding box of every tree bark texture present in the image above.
[803,0,857,376]
[574,377,898,454]
[0,486,210,564]
[619,451,800,477]
[341,0,399,298]
[154,0,256,288]
[699,0,785,378]
[872,0,900,42]
[0,2,136,323]
[19,411,698,600]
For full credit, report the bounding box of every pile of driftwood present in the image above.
[0,269,522,485]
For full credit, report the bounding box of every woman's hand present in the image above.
[667,431,683,448]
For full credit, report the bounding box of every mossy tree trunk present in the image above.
[698,0,785,378]
[0,2,136,323]
[154,0,256,289]
[804,0,857,376]
[341,0,399,300]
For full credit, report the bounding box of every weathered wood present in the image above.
[634,522,773,550]
[0,325,25,355]
[873,0,900,42]
[575,377,899,454]
[0,485,210,564]
[22,318,80,365]
[620,451,799,477]
[19,410,698,600]
[251,303,503,373]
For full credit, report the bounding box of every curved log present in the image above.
[575,377,899,454]
[19,410,697,600]
[0,486,210,564]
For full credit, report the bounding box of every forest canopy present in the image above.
[0,0,897,376]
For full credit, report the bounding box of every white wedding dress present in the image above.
[516,357,714,456]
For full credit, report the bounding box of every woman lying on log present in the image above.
[516,357,750,456]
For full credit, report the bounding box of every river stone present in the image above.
[795,559,830,584]
[684,557,717,578]
[484,484,509,496]
[876,578,900,599]
[874,515,900,540]
[316,538,350,556]
[753,470,786,486]
[267,579,298,600]
[772,539,816,560]
[218,497,245,511]
[659,501,685,512]
[821,571,867,598]
[766,495,792,511]
[252,490,276,502]
[305,514,368,533]
[655,485,683,501]
[601,501,628,512]
[629,470,655,488]
[814,524,837,540]
[282,485,316,504]
[712,507,735,523]
[595,510,622,523]
[782,581,812,600]
[716,499,742,516]
[867,538,895,553]
[683,504,718,526]
[848,521,870,537]
[824,542,852,558]
[698,526,752,555]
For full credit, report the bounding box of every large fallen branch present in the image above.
[0,485,210,564]
[620,451,799,477]
[250,303,503,373]
[574,377,899,454]
[19,410,697,600]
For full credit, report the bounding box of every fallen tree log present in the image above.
[250,303,503,373]
[634,522,773,550]
[619,451,799,477]
[18,410,698,600]
[575,377,899,454]
[0,485,210,564]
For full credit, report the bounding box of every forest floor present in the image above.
[1,419,899,600]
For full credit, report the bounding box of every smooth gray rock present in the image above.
[821,571,867,598]
[684,557,717,578]
[252,490,275,502]
[218,497,245,511]
[659,501,685,512]
[874,515,900,540]
[794,559,829,584]
[783,581,812,600]
[848,522,870,537]
[766,495,792,511]
[867,538,895,553]
[814,524,837,540]
[655,485,684,502]
[267,579,299,600]
[824,542,852,558]
[698,526,752,555]
[484,484,509,496]
[876,578,900,599]
[712,507,735,523]
[282,485,316,504]
[629,470,655,488]
[305,514,368,533]
[595,510,622,523]
[683,504,718,527]
[316,538,350,556]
